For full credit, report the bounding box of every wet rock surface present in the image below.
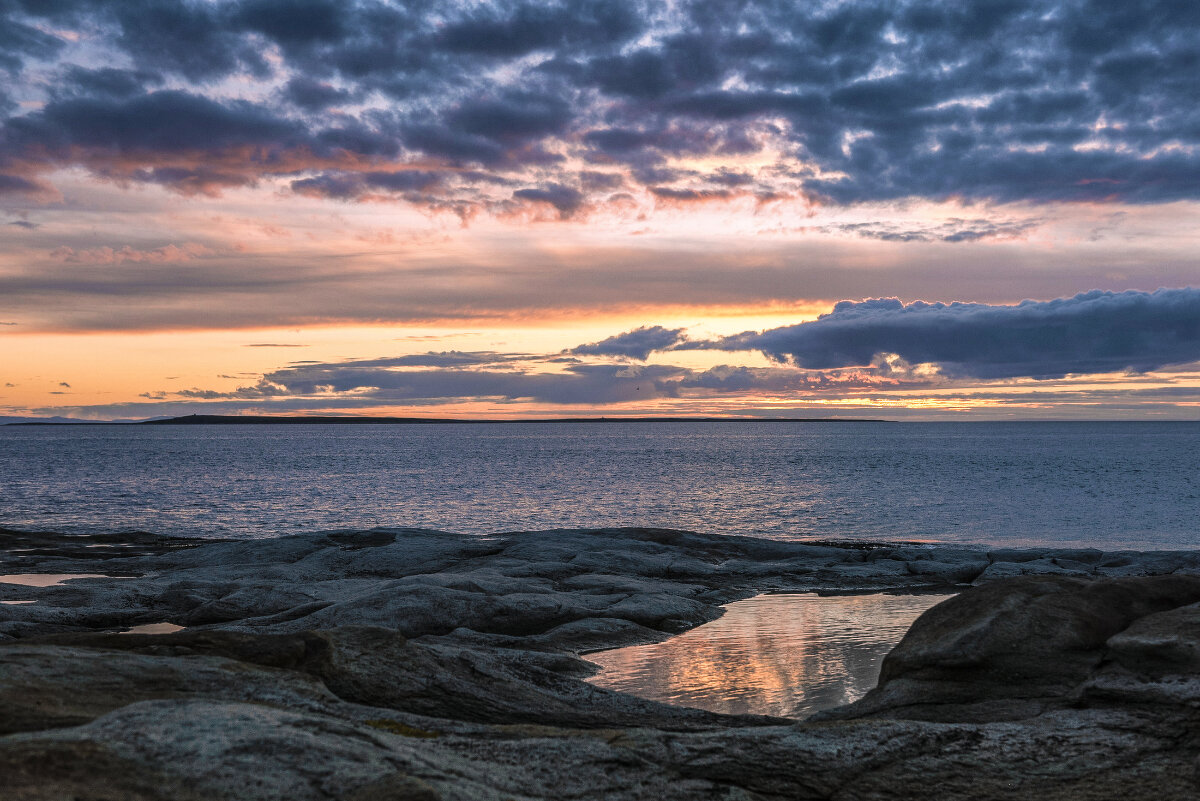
[2,526,1199,799]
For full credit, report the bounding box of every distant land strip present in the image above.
[10,414,893,426]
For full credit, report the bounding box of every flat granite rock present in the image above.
[2,526,1200,799]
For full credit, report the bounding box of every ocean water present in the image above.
[1,421,1198,549]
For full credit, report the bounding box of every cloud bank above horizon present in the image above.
[682,288,1200,379]
[10,287,1193,422]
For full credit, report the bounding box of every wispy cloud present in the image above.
[50,243,213,264]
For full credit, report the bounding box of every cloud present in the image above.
[188,360,688,405]
[513,183,585,218]
[687,288,1200,379]
[4,0,1200,210]
[50,243,212,264]
[7,90,299,153]
[147,354,921,410]
[331,352,524,368]
[823,218,1042,244]
[571,326,688,360]
[436,1,640,56]
[55,66,165,99]
[245,343,305,348]
[0,174,43,194]
[291,169,446,201]
[0,16,65,73]
[282,76,353,110]
[8,230,1199,334]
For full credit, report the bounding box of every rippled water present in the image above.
[1,421,1198,548]
[585,592,952,718]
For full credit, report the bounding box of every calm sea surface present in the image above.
[1,421,1198,549]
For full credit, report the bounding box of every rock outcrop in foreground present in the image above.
[2,526,1199,800]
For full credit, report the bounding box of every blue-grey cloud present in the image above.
[291,169,445,201]
[436,1,639,57]
[571,326,688,360]
[686,288,1200,379]
[281,76,353,110]
[4,0,1200,206]
[513,183,585,218]
[194,361,689,405]
[28,378,1200,421]
[153,355,923,409]
[6,89,300,153]
[0,14,65,73]
[340,352,526,369]
[825,218,1043,244]
[54,65,165,99]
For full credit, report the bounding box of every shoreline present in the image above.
[3,526,1200,799]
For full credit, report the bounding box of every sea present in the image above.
[1,421,1198,550]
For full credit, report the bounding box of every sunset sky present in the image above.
[2,0,1199,421]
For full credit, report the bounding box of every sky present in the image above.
[1,0,1199,421]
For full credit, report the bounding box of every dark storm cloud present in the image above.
[5,0,1200,205]
[688,288,1200,379]
[571,326,688,361]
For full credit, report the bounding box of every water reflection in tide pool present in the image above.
[585,592,954,719]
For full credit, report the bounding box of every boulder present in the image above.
[822,574,1200,722]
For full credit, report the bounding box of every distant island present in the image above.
[10,414,892,426]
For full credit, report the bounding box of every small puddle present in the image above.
[0,573,117,587]
[585,591,953,719]
[0,600,35,605]
[120,622,186,635]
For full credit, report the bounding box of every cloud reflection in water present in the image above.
[586,592,953,718]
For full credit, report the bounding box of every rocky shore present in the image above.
[2,526,1199,799]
